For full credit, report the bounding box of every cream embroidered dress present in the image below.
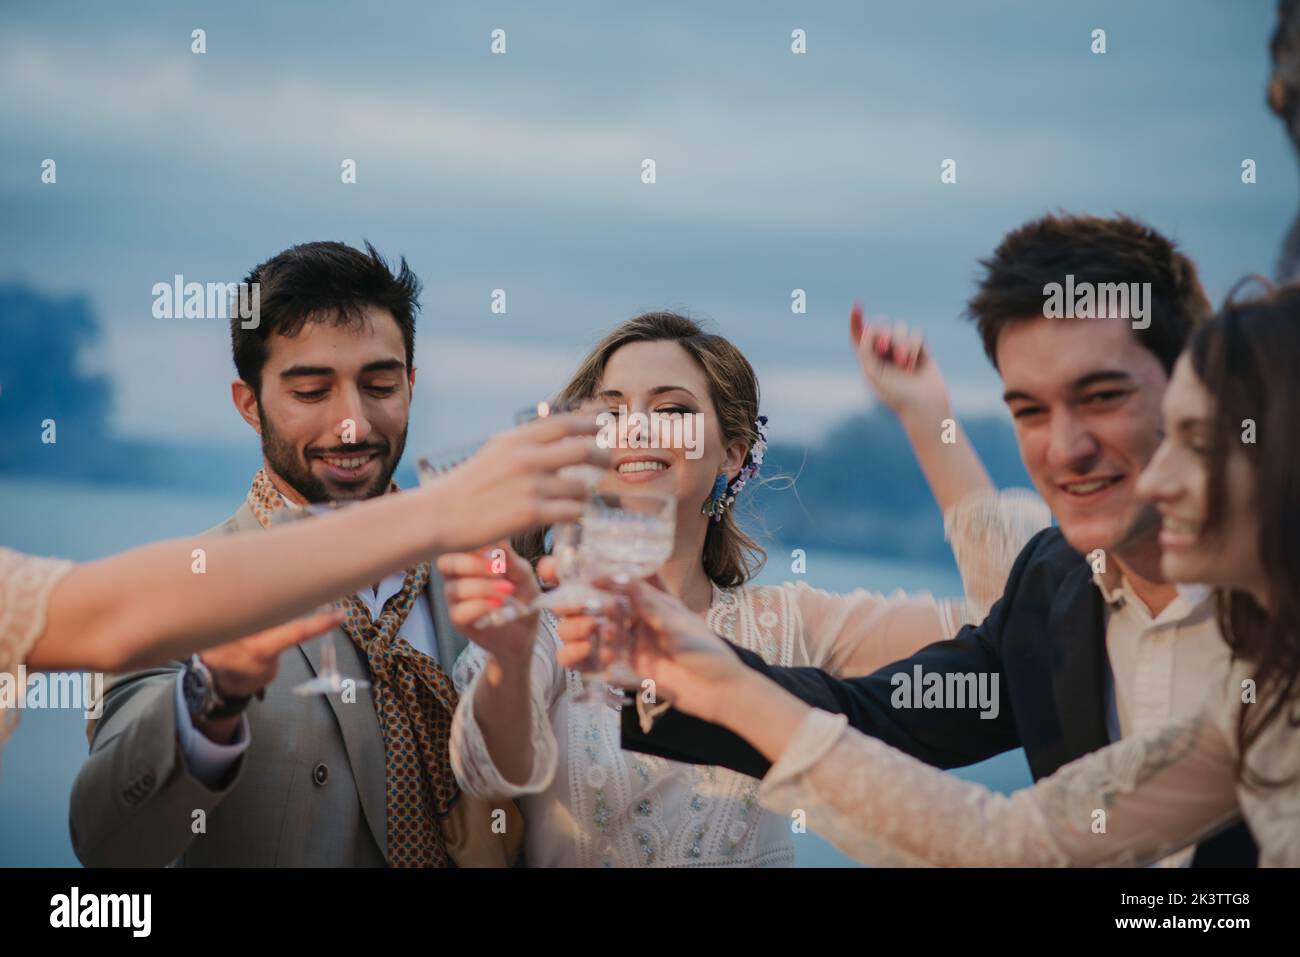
[449,489,1052,867]
[0,547,76,750]
[757,661,1298,866]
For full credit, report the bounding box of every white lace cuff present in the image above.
[0,547,75,674]
[449,657,559,799]
[943,487,1052,627]
[762,708,848,788]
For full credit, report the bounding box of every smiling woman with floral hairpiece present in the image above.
[434,307,1051,868]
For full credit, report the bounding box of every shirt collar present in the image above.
[1090,562,1215,622]
[1090,560,1126,608]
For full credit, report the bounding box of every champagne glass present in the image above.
[292,600,366,696]
[519,399,624,704]
[416,400,608,630]
[578,490,676,686]
[292,501,370,696]
[527,398,607,614]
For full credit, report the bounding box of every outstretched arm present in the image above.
[755,702,1241,867]
[609,529,1058,777]
[607,579,1243,867]
[16,412,607,674]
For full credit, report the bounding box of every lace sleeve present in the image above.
[448,615,563,799]
[942,487,1052,629]
[792,581,950,676]
[795,489,1051,676]
[0,547,75,675]
[758,706,1241,867]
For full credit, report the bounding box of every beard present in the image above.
[258,406,406,504]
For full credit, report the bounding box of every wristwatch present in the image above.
[182,654,254,720]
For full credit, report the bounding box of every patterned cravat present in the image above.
[337,567,462,868]
[244,468,461,868]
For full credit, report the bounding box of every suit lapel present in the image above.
[1046,563,1111,771]
[243,499,468,859]
[299,628,389,859]
[229,502,264,533]
[253,504,389,857]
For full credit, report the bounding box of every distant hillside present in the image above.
[743,409,1033,565]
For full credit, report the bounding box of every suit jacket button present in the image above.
[313,763,329,786]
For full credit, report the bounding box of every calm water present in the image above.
[0,476,1030,867]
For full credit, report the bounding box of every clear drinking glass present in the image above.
[578,490,676,686]
[292,599,367,696]
[293,500,370,696]
[416,400,607,631]
[527,398,607,614]
[416,439,537,630]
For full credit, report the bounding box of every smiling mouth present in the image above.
[1161,516,1201,536]
[614,457,672,483]
[617,460,670,475]
[1059,475,1124,496]
[315,449,382,480]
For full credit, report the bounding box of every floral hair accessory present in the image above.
[702,415,768,521]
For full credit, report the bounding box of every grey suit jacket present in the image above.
[68,502,469,867]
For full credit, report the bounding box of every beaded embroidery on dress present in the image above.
[567,583,798,867]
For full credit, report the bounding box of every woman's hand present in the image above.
[850,301,994,514]
[439,543,544,788]
[423,410,611,554]
[850,301,952,429]
[438,544,540,667]
[551,576,751,724]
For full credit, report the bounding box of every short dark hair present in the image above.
[965,213,1211,373]
[231,241,421,394]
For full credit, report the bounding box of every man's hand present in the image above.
[195,608,343,743]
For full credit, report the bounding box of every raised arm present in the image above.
[850,303,994,516]
[16,411,608,674]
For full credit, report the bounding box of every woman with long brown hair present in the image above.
[437,307,1050,867]
[602,285,1300,866]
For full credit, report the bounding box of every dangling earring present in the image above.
[702,471,730,520]
[701,416,768,522]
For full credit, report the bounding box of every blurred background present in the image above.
[0,0,1292,865]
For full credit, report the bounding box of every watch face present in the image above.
[183,664,211,715]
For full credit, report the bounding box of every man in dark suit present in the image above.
[615,213,1258,866]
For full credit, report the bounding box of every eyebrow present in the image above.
[595,385,699,400]
[1002,369,1135,404]
[279,358,406,379]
